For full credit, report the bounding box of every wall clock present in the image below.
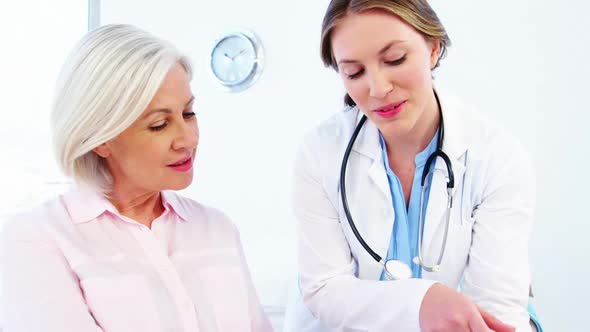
[210,29,264,92]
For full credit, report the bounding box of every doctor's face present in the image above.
[331,10,440,137]
[95,63,199,195]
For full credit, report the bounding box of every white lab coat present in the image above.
[286,93,535,332]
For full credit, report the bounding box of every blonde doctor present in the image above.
[288,0,540,331]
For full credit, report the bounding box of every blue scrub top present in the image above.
[378,130,438,280]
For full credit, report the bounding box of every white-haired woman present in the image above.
[0,24,272,332]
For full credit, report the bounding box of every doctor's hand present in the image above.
[419,283,515,332]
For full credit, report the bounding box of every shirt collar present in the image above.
[160,190,189,222]
[62,187,117,224]
[63,187,188,224]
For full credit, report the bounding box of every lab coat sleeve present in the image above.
[231,224,274,332]
[292,134,437,332]
[462,136,535,332]
[0,218,104,332]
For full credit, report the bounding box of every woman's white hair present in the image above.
[51,24,192,194]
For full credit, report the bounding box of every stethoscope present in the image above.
[339,93,455,280]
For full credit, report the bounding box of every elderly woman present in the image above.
[0,24,272,332]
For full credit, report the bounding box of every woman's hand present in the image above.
[419,283,515,332]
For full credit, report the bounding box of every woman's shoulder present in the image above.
[296,106,361,170]
[443,93,529,157]
[443,93,535,185]
[0,194,70,243]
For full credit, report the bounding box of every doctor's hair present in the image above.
[51,24,192,194]
[320,0,450,107]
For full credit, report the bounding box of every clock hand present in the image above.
[230,48,246,60]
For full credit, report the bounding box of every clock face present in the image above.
[210,33,258,88]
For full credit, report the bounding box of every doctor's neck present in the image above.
[381,92,440,160]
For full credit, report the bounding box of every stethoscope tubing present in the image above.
[339,114,384,263]
[339,92,454,275]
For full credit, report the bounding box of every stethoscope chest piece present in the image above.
[384,259,413,280]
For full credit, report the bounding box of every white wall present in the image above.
[100,0,589,330]
[0,2,86,222]
[0,1,88,327]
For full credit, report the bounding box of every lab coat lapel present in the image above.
[352,113,391,200]
[349,113,393,261]
[366,154,395,261]
[366,151,392,202]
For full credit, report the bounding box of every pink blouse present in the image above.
[0,188,272,332]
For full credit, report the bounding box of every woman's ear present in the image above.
[93,143,111,158]
[429,39,441,70]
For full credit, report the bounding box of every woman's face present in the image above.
[95,63,198,195]
[331,10,440,137]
